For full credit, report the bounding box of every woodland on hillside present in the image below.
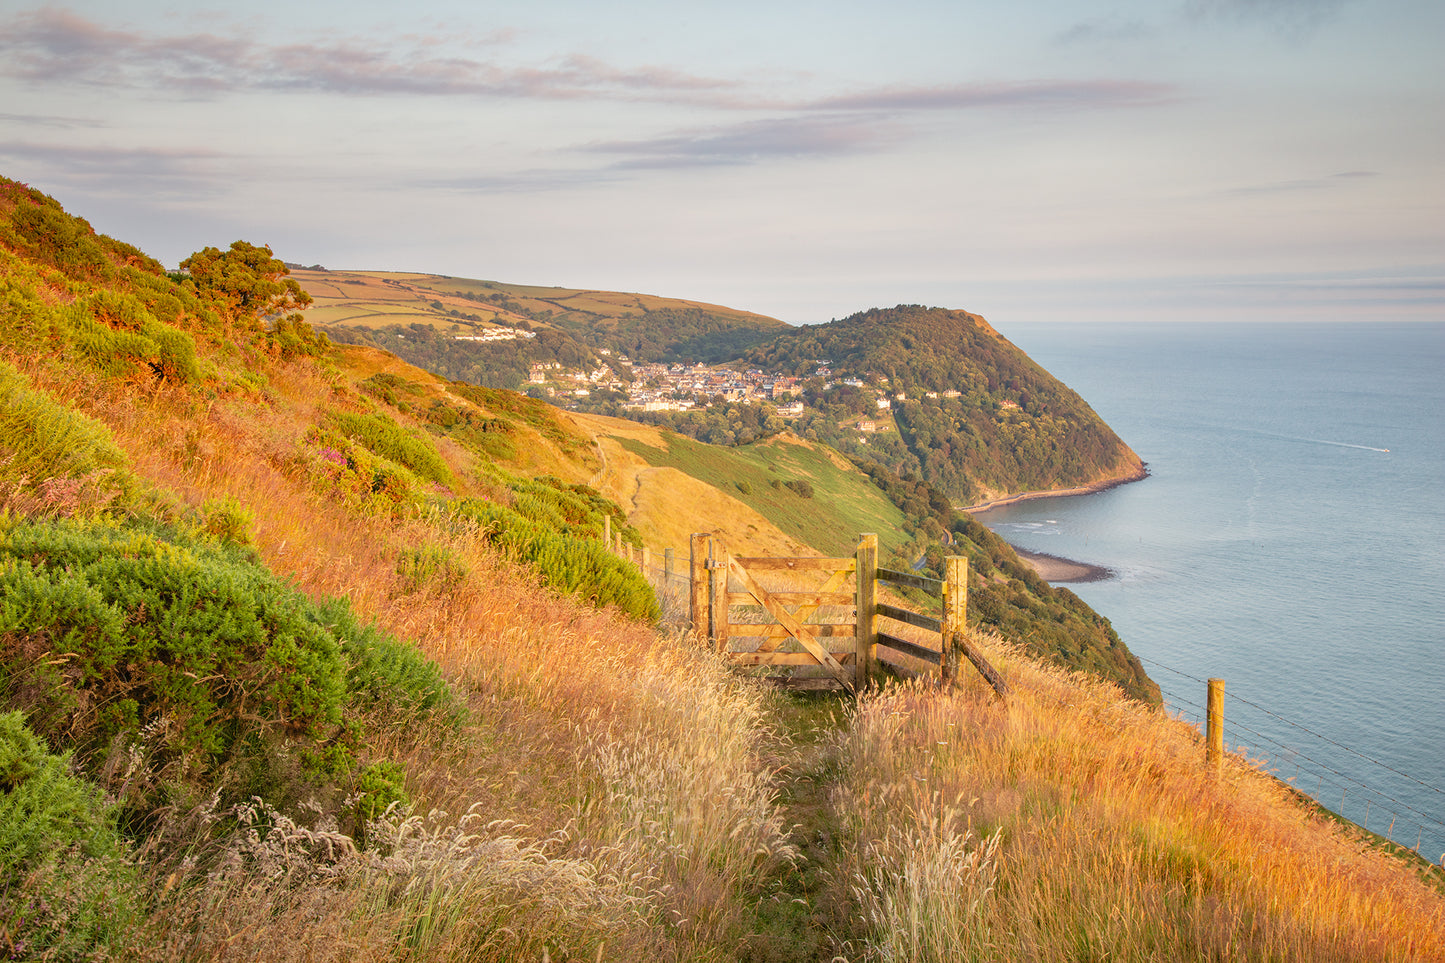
[740,304,1144,501]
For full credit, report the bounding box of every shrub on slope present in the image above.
[0,516,459,833]
[0,711,138,960]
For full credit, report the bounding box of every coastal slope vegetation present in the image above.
[740,304,1145,504]
[2,176,1441,961]
[577,416,1156,702]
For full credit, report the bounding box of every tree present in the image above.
[180,241,312,325]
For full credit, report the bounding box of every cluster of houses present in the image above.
[523,356,1009,432]
[453,328,536,342]
[624,362,811,412]
[526,358,837,415]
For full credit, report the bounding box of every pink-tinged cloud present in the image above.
[806,79,1179,112]
[1,9,1178,116]
[0,8,740,102]
[582,115,901,169]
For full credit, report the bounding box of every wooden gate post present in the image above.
[856,534,878,688]
[710,540,730,654]
[945,558,1009,699]
[1207,678,1225,772]
[941,556,966,684]
[690,533,710,635]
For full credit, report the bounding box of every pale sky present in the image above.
[2,0,1441,325]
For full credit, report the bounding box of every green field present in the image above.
[304,304,488,328]
[616,432,911,559]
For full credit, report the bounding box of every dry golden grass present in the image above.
[38,355,796,960]
[569,410,816,560]
[831,632,1445,962]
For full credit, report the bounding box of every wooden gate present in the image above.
[688,532,1009,698]
[690,532,872,690]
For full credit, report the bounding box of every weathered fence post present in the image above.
[856,534,878,688]
[710,539,729,655]
[641,545,650,573]
[941,556,966,684]
[603,514,611,549]
[1207,678,1225,772]
[947,557,1010,700]
[690,533,709,635]
[664,547,674,584]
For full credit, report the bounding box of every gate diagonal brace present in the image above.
[755,564,855,654]
[728,557,853,689]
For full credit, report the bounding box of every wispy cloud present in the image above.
[1183,0,1352,39]
[1054,18,1158,46]
[0,111,102,129]
[581,115,900,170]
[0,8,740,102]
[1,8,1180,117]
[805,79,1177,112]
[0,140,225,195]
[1198,266,1445,308]
[1226,170,1381,195]
[421,168,625,194]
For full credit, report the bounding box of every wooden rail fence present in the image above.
[683,532,1009,697]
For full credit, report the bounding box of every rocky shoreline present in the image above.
[1009,546,1114,584]
[961,462,1150,514]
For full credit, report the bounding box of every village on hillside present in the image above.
[524,353,914,432]
[523,352,1004,437]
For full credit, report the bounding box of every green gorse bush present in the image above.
[0,711,137,960]
[0,517,460,823]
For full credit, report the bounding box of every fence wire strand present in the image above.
[1138,654,1445,841]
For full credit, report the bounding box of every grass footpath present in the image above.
[742,693,859,963]
[734,653,1445,963]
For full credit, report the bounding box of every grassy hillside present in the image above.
[297,267,790,388]
[571,417,1156,702]
[612,429,913,559]
[3,177,1442,961]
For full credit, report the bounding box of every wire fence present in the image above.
[1138,655,1445,863]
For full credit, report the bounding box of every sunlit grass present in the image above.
[830,635,1445,961]
[31,355,794,960]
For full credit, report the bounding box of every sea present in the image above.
[974,321,1445,864]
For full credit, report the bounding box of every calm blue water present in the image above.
[977,321,1445,863]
